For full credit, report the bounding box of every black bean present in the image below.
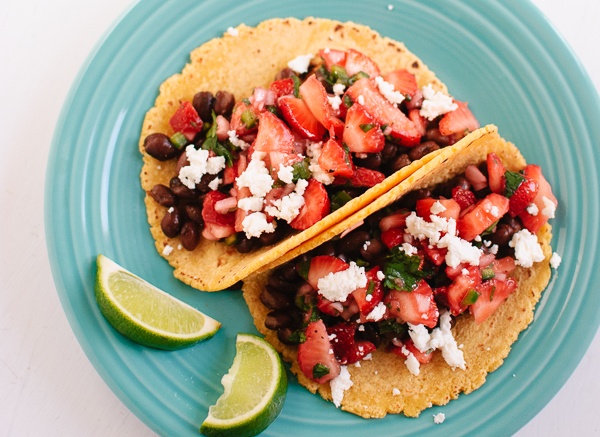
[192,91,215,122]
[183,204,203,224]
[355,153,382,170]
[425,127,454,147]
[236,236,260,253]
[404,90,423,111]
[169,177,197,200]
[149,184,176,207]
[397,188,432,210]
[389,153,412,173]
[161,206,183,238]
[259,224,290,246]
[195,173,216,194]
[337,230,370,257]
[491,217,522,247]
[180,220,201,250]
[260,285,293,310]
[273,262,300,283]
[360,237,385,261]
[265,310,295,330]
[144,133,178,161]
[315,240,337,257]
[277,327,297,345]
[275,67,296,80]
[213,90,235,117]
[267,275,299,295]
[381,142,398,161]
[408,141,439,161]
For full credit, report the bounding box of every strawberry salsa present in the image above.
[144,48,480,253]
[257,153,558,396]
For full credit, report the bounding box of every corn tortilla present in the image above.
[140,17,455,292]
[242,129,554,418]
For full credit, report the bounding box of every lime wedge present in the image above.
[200,333,287,437]
[94,254,220,350]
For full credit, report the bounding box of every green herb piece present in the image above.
[291,75,301,98]
[241,109,257,129]
[382,247,429,292]
[291,159,312,182]
[343,94,353,108]
[201,112,234,166]
[481,267,495,280]
[169,132,188,149]
[348,71,370,85]
[296,259,310,281]
[330,190,353,212]
[266,105,279,116]
[378,319,407,336]
[312,363,330,380]
[462,289,480,306]
[360,123,376,133]
[223,234,238,246]
[286,330,307,344]
[366,280,376,296]
[504,170,525,197]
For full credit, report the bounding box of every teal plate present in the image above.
[45,0,600,435]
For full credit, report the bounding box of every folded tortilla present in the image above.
[140,17,457,292]
[242,127,553,417]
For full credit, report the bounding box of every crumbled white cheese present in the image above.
[407,323,431,352]
[237,196,264,212]
[474,235,482,242]
[162,245,174,256]
[264,179,308,223]
[241,212,276,239]
[330,365,353,407]
[541,195,556,218]
[401,242,418,256]
[277,164,295,184]
[226,26,239,37]
[526,202,539,216]
[392,387,400,396]
[235,153,274,198]
[208,177,221,191]
[433,413,446,424]
[375,76,405,105]
[327,95,342,111]
[509,229,544,268]
[550,252,562,269]
[363,240,371,251]
[178,146,226,189]
[376,270,386,281]
[227,129,250,150]
[402,346,421,376]
[332,83,346,96]
[387,4,394,11]
[287,53,313,74]
[430,200,447,215]
[306,141,334,185]
[358,324,365,332]
[419,84,458,120]
[317,262,368,302]
[365,302,387,322]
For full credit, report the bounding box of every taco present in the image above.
[242,127,558,418]
[139,17,480,291]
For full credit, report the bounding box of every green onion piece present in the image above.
[241,109,257,129]
[462,289,480,306]
[343,94,353,108]
[292,159,312,182]
[360,123,376,133]
[348,71,370,85]
[169,132,188,149]
[291,75,301,98]
[481,267,495,280]
[223,234,238,246]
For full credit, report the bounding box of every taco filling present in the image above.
[143,48,479,254]
[252,150,557,410]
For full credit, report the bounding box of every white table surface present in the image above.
[1,1,598,436]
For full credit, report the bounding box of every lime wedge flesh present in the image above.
[201,333,287,437]
[94,254,220,350]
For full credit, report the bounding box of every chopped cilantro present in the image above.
[366,280,376,296]
[201,112,234,166]
[504,170,525,197]
[382,247,429,291]
[286,330,307,344]
[378,319,407,336]
[343,94,353,108]
[292,159,312,182]
[330,190,352,212]
[312,363,330,380]
[296,259,310,281]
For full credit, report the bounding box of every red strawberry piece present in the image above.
[352,267,384,317]
[299,74,344,138]
[327,323,376,365]
[344,49,380,77]
[384,280,439,328]
[316,295,346,318]
[488,256,516,281]
[298,320,341,383]
[508,177,539,217]
[383,69,418,99]
[457,193,510,241]
[395,338,434,364]
[229,100,260,136]
[202,190,236,240]
[253,111,301,176]
[342,102,385,153]
[379,211,410,232]
[445,265,482,316]
[408,108,428,136]
[518,164,558,233]
[344,166,386,188]
[380,227,406,249]
[451,186,477,210]
[470,277,517,324]
[318,48,347,70]
[269,78,296,98]
[318,138,354,178]
[278,95,326,140]
[307,255,349,290]
[415,198,461,222]
[345,78,422,147]
[422,244,448,267]
[486,152,506,194]
[289,179,331,230]
[438,100,479,137]
[169,101,203,141]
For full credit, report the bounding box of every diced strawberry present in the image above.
[307,255,349,290]
[345,166,386,188]
[222,165,236,186]
[383,69,418,99]
[408,109,428,136]
[298,320,341,383]
[289,179,331,230]
[342,102,385,153]
[395,338,434,364]
[345,78,422,147]
[352,267,384,317]
[452,186,477,210]
[384,280,439,328]
[422,244,448,266]
[379,211,410,232]
[344,49,380,77]
[488,256,516,281]
[486,152,506,194]
[380,227,406,249]
[465,164,488,191]
[518,164,558,233]
[270,78,295,98]
[169,101,203,141]
[253,111,300,176]
[415,198,461,222]
[316,295,346,317]
[327,323,376,365]
[470,277,517,324]
[278,95,326,140]
[299,74,344,138]
[457,193,510,241]
[318,138,354,178]
[438,100,479,137]
[229,100,260,136]
[445,265,482,316]
[508,177,538,217]
[318,48,347,70]
[202,191,236,240]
